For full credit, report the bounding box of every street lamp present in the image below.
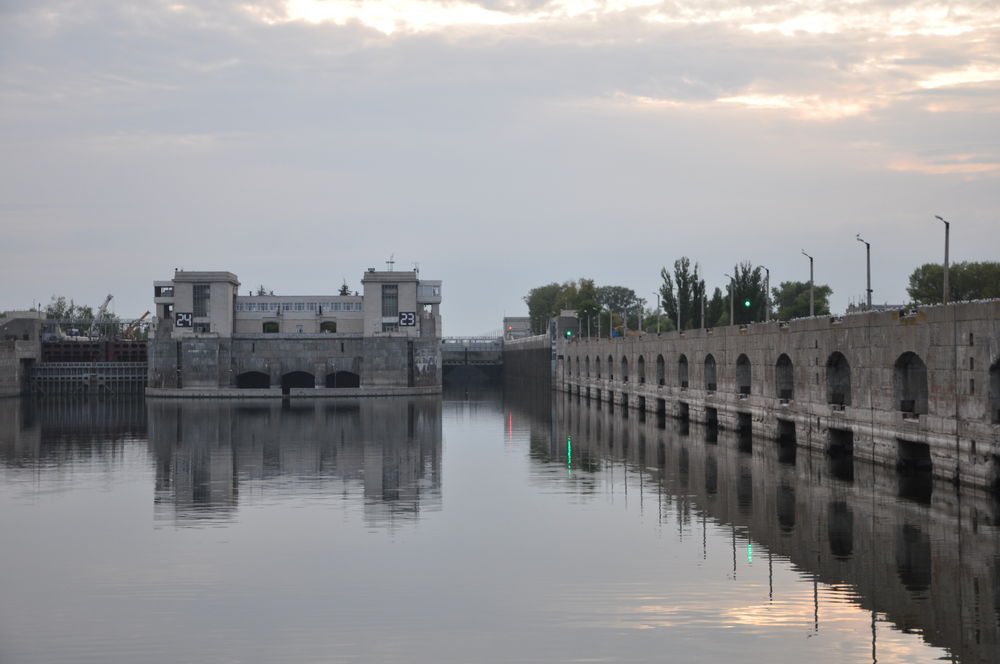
[856,234,871,311]
[934,215,950,305]
[757,265,770,322]
[802,250,814,317]
[724,272,735,325]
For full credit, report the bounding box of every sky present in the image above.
[1,0,998,334]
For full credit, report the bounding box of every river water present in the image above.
[0,388,998,664]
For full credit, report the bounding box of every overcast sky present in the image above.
[2,0,998,334]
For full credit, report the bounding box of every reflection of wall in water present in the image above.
[148,398,442,527]
[0,397,147,468]
[548,393,1000,664]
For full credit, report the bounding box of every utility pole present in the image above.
[856,234,871,310]
[802,250,814,317]
[935,216,950,304]
[724,273,735,326]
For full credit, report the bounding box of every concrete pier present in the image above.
[554,301,1000,490]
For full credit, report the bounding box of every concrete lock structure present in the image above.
[147,267,442,397]
[553,301,1000,491]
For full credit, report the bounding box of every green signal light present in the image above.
[565,329,573,337]
[743,299,752,307]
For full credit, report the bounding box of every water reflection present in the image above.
[547,390,1000,664]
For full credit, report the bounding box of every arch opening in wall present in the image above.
[826,352,852,407]
[990,359,1000,424]
[262,321,279,333]
[608,354,614,380]
[325,371,360,388]
[704,354,717,392]
[656,354,665,386]
[236,371,270,389]
[621,356,629,382]
[585,356,590,377]
[637,355,646,384]
[281,371,315,395]
[775,354,794,401]
[596,356,601,379]
[678,354,689,388]
[894,352,928,415]
[736,354,751,396]
[320,321,337,333]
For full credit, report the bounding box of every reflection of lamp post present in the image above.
[856,234,871,310]
[934,215,950,304]
[802,250,814,317]
[724,273,735,326]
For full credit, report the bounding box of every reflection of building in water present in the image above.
[524,391,1000,664]
[0,397,147,467]
[147,398,442,527]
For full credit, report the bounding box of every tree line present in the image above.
[524,260,1000,335]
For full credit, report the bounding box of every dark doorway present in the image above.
[236,371,270,389]
[777,419,796,465]
[828,428,854,482]
[703,354,716,392]
[656,398,666,429]
[281,371,315,395]
[326,371,360,388]
[736,354,751,396]
[897,439,932,503]
[894,352,928,415]
[990,360,1000,423]
[705,407,718,444]
[775,354,793,401]
[656,354,665,386]
[678,354,688,388]
[826,352,851,406]
[737,412,752,452]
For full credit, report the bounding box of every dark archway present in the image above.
[585,356,590,377]
[595,356,602,379]
[621,356,629,383]
[281,371,315,395]
[320,321,337,333]
[236,371,269,389]
[990,359,1000,424]
[678,354,689,388]
[736,354,751,395]
[575,356,580,376]
[775,354,793,401]
[704,354,717,392]
[325,371,360,388]
[262,321,279,333]
[894,352,928,414]
[637,355,646,384]
[656,354,665,386]
[826,352,851,406]
[607,354,614,381]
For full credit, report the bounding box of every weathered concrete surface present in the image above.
[557,301,1000,490]
[0,340,40,397]
[148,323,441,395]
[503,334,552,386]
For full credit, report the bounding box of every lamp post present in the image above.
[757,265,770,322]
[724,272,735,326]
[653,292,661,333]
[934,215,950,305]
[802,250,814,317]
[856,234,871,310]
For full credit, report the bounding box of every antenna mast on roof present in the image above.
[386,254,395,271]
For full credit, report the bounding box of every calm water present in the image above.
[1,388,998,664]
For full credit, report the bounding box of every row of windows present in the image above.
[235,301,362,312]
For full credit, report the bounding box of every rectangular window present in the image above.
[193,284,210,317]
[382,323,399,333]
[283,303,293,311]
[295,302,305,311]
[307,302,317,311]
[382,285,398,317]
[355,302,362,311]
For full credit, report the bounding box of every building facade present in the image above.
[148,267,442,396]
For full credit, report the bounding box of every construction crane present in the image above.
[88,294,113,339]
[122,311,151,339]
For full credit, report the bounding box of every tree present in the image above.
[705,287,726,327]
[524,282,564,334]
[727,261,768,325]
[44,296,95,331]
[660,257,706,330]
[772,281,832,320]
[907,261,1000,304]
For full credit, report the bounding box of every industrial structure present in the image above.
[146,266,443,396]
